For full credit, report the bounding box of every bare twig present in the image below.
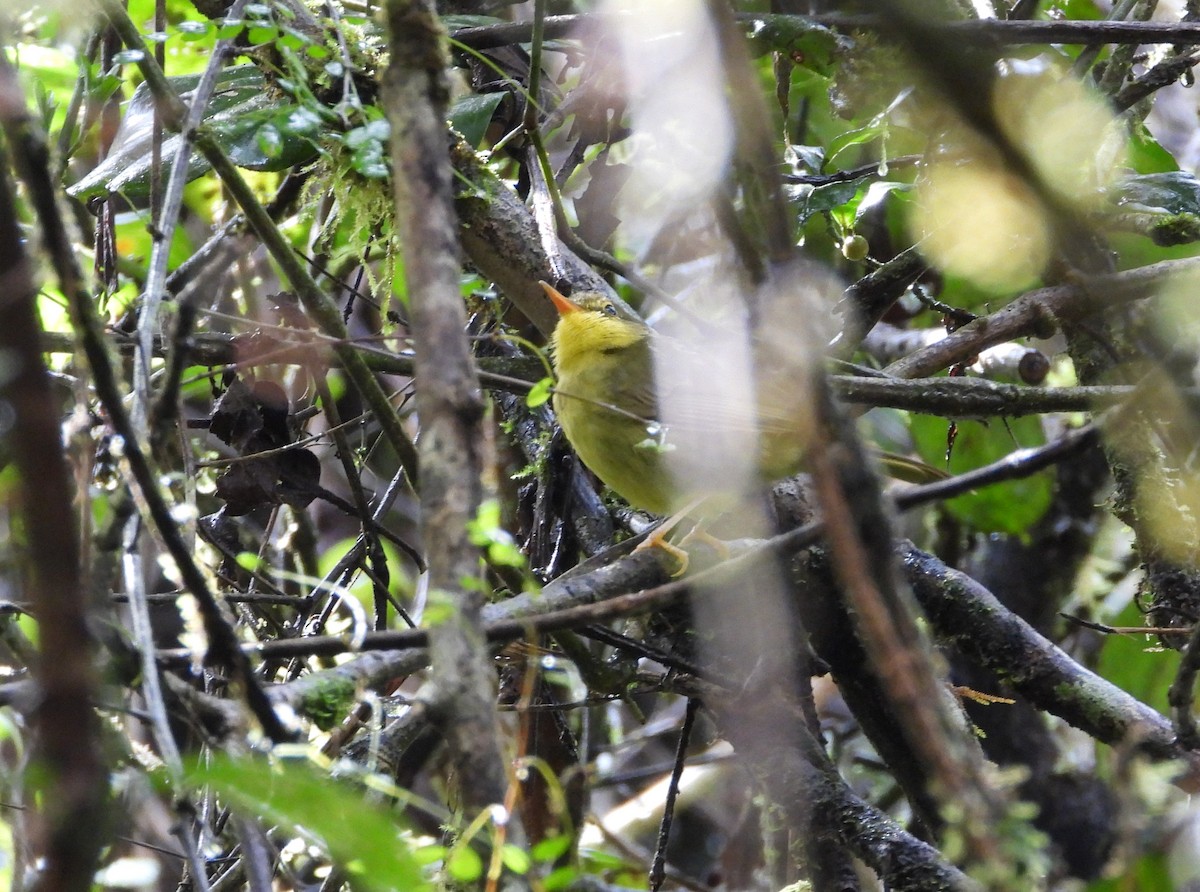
[649,698,701,892]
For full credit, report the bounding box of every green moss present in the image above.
[1151,213,1200,246]
[298,675,357,731]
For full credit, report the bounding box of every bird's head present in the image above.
[541,281,650,370]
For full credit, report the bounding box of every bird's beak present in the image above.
[539,281,581,316]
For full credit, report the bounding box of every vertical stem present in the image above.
[382,0,516,827]
[0,131,106,892]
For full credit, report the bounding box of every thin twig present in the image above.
[649,697,701,892]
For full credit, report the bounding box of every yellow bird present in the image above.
[542,280,946,569]
[542,281,815,530]
[545,282,677,515]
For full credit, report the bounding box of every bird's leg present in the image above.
[633,496,709,576]
[678,525,731,561]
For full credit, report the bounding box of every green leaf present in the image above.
[501,844,531,874]
[827,116,889,164]
[526,376,553,408]
[1110,172,1200,246]
[188,755,430,892]
[909,414,1052,535]
[446,844,483,882]
[279,32,306,51]
[1114,171,1200,216]
[256,122,283,158]
[351,138,389,179]
[467,499,528,569]
[214,105,322,170]
[790,177,862,227]
[543,865,579,890]
[363,118,391,141]
[531,833,573,863]
[247,25,279,45]
[341,119,391,179]
[1127,120,1178,174]
[449,92,506,148]
[1087,851,1171,892]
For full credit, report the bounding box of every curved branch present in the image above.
[885,258,1200,379]
[901,541,1200,787]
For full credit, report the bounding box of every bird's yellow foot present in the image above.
[631,499,710,576]
[634,526,690,576]
[679,525,731,561]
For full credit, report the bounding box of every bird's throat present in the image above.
[551,311,648,374]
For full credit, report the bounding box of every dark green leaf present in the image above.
[209,104,320,170]
[1114,171,1200,217]
[790,177,862,226]
[788,143,825,172]
[742,14,843,74]
[68,66,320,201]
[449,92,506,147]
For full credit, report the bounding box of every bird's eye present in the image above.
[602,304,618,317]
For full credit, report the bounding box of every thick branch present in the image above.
[383,0,513,822]
[902,541,1200,785]
[450,138,613,336]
